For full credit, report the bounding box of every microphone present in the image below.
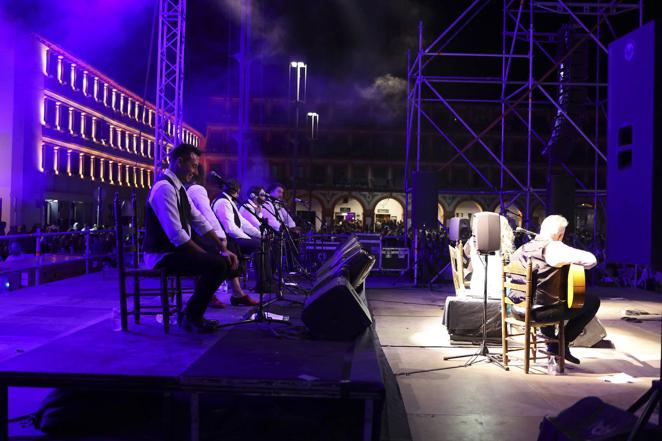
[293,197,304,203]
[209,171,227,187]
[515,227,537,237]
[265,194,284,204]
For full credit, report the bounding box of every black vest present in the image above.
[510,238,563,306]
[143,176,192,253]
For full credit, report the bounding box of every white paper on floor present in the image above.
[599,373,638,384]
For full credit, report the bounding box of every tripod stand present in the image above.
[400,251,507,376]
[218,224,290,333]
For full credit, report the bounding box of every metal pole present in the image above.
[525,0,534,228]
[404,49,412,247]
[413,22,423,285]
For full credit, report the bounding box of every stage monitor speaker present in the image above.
[314,236,361,279]
[472,212,501,253]
[302,276,372,341]
[412,171,438,229]
[607,21,662,266]
[315,248,376,289]
[547,174,575,233]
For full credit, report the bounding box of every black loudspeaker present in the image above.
[607,21,662,266]
[412,171,438,229]
[472,212,501,253]
[302,277,372,341]
[315,249,376,290]
[547,174,575,233]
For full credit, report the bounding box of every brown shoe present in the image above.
[230,295,259,306]
[209,296,226,309]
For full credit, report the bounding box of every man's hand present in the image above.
[221,249,239,271]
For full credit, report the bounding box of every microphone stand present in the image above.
[217,214,291,335]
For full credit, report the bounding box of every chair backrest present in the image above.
[448,244,460,292]
[502,259,534,309]
[455,241,465,282]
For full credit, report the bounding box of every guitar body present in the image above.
[566,264,586,309]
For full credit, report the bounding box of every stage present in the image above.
[0,271,659,440]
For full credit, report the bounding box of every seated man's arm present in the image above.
[544,241,597,269]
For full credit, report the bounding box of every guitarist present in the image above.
[510,215,600,364]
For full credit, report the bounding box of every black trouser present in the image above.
[232,236,273,292]
[535,293,601,343]
[156,248,230,321]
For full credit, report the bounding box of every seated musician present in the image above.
[186,166,256,308]
[510,215,600,364]
[239,186,267,233]
[143,143,239,333]
[262,183,297,233]
[212,179,272,298]
[464,215,514,299]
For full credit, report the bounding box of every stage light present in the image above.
[290,61,298,67]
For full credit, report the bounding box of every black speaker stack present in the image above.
[302,236,377,340]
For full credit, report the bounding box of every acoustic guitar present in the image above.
[566,264,586,309]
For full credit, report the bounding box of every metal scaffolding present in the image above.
[154,0,187,170]
[404,0,642,247]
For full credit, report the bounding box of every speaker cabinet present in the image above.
[412,171,438,229]
[607,21,662,265]
[547,174,576,233]
[302,277,372,341]
[472,212,501,253]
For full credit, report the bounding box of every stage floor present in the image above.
[0,271,660,440]
[369,282,661,441]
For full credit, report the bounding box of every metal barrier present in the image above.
[0,229,116,288]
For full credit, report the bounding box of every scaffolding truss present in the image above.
[404,0,642,245]
[154,0,187,170]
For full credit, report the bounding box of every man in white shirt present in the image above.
[187,171,256,307]
[239,186,267,233]
[510,215,600,364]
[262,183,297,233]
[212,179,273,295]
[143,143,239,333]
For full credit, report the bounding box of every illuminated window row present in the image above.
[42,96,155,159]
[40,143,152,188]
[42,45,200,146]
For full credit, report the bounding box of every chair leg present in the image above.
[558,321,565,373]
[176,275,183,325]
[532,331,538,362]
[500,308,509,368]
[133,275,141,324]
[119,274,129,331]
[161,272,170,334]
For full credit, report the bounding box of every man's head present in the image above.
[223,179,241,198]
[268,183,285,200]
[248,186,266,205]
[539,215,568,241]
[168,143,202,184]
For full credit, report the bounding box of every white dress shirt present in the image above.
[544,240,597,269]
[144,169,213,269]
[213,193,261,240]
[262,201,296,231]
[239,200,263,232]
[186,184,226,240]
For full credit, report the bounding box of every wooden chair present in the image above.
[114,193,182,333]
[449,241,471,295]
[500,259,565,374]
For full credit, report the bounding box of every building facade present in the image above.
[0,30,202,230]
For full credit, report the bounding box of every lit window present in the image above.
[141,106,147,124]
[116,162,123,185]
[125,131,131,151]
[125,164,130,186]
[66,150,72,176]
[132,167,137,187]
[134,103,140,120]
[52,146,59,175]
[93,77,100,101]
[108,160,114,184]
[99,158,105,182]
[133,134,138,153]
[91,117,98,142]
[90,156,95,180]
[57,56,64,83]
[67,108,73,134]
[126,98,132,118]
[54,102,61,130]
[78,153,84,178]
[82,71,89,96]
[119,94,125,115]
[70,64,77,90]
[103,84,109,106]
[41,45,49,75]
[139,168,145,187]
[80,112,87,138]
[111,89,117,110]
[140,138,145,156]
